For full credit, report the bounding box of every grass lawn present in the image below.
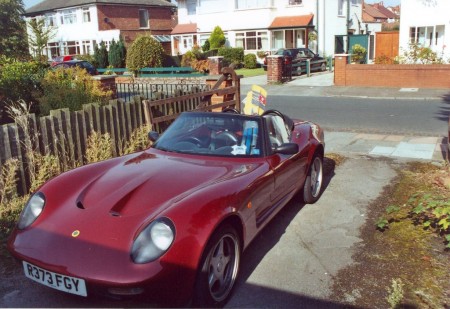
[235,67,266,78]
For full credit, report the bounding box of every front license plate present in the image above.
[23,261,87,297]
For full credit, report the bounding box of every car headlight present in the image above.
[131,218,175,264]
[18,192,46,230]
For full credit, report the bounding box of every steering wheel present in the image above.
[214,131,238,146]
[181,136,204,147]
[222,107,240,114]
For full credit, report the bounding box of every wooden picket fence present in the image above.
[0,97,146,195]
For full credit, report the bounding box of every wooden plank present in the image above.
[7,124,27,195]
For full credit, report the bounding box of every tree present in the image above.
[209,26,226,49]
[126,35,165,72]
[0,0,29,59]
[27,17,56,61]
[93,41,109,68]
[108,37,127,68]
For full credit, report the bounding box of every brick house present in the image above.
[24,0,177,59]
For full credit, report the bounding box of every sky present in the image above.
[23,0,42,9]
[24,0,401,9]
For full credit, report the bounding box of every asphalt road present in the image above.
[266,95,449,137]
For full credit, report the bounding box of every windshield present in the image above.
[153,112,262,157]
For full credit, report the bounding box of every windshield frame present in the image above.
[152,112,267,158]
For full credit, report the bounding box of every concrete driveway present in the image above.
[226,154,398,308]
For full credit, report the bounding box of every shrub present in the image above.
[94,41,109,68]
[202,39,210,52]
[126,35,165,72]
[181,50,197,67]
[374,54,394,64]
[38,67,113,115]
[351,44,367,63]
[399,43,445,64]
[0,60,46,121]
[85,131,113,163]
[218,47,244,67]
[108,38,127,68]
[244,53,257,69]
[209,26,226,49]
[191,59,210,73]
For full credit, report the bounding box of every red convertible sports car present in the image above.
[8,109,325,307]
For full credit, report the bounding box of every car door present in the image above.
[264,114,309,204]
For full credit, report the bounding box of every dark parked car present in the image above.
[263,48,327,75]
[8,109,325,307]
[53,60,98,75]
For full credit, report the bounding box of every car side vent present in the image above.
[76,201,85,209]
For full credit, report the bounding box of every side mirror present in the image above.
[148,131,159,142]
[273,143,299,155]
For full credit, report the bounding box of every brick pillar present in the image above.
[93,75,117,97]
[334,54,349,86]
[208,56,224,75]
[267,55,283,84]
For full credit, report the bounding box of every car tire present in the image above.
[320,62,326,72]
[193,225,241,307]
[303,155,323,204]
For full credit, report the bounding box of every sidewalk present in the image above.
[240,71,450,101]
[240,72,449,162]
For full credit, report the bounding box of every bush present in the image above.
[202,39,210,52]
[351,44,367,63]
[244,53,257,69]
[94,41,109,68]
[0,59,46,121]
[163,54,181,67]
[38,67,113,115]
[181,50,197,67]
[126,35,165,72]
[218,47,244,67]
[209,26,226,49]
[108,38,126,68]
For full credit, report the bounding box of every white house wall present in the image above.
[400,0,450,60]
[176,0,363,58]
[27,5,121,58]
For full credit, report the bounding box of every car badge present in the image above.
[71,230,80,238]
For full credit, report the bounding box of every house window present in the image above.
[83,7,91,23]
[187,0,197,15]
[45,13,56,27]
[63,41,81,55]
[409,27,416,43]
[47,42,60,58]
[236,0,271,10]
[139,9,149,28]
[288,0,301,5]
[235,31,268,50]
[82,40,92,54]
[60,9,77,25]
[338,0,344,15]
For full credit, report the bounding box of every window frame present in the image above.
[139,9,149,29]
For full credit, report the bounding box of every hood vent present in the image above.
[76,201,85,209]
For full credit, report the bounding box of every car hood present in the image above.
[45,149,262,220]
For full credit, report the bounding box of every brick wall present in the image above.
[334,55,450,88]
[267,56,283,84]
[97,5,175,49]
